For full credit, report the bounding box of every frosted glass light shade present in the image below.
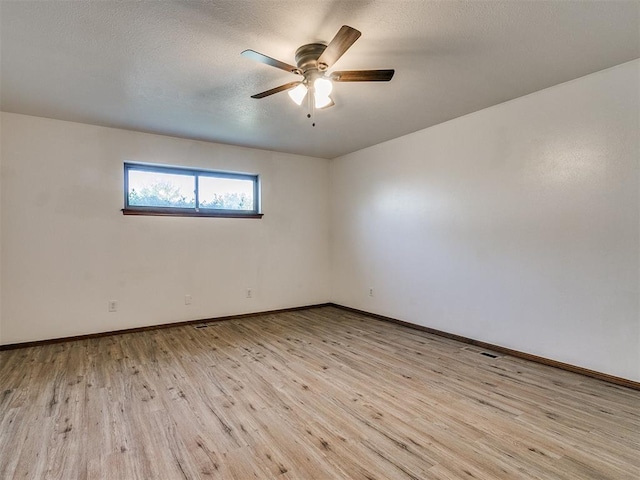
[314,94,332,109]
[288,84,308,105]
[314,77,333,97]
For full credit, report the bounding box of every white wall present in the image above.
[0,113,330,344]
[0,114,3,340]
[330,60,640,381]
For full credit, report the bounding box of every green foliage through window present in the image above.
[124,163,260,217]
[128,181,195,208]
[199,193,252,210]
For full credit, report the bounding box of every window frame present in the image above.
[122,162,262,218]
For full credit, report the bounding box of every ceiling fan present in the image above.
[241,25,394,123]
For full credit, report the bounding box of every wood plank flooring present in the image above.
[1,306,638,479]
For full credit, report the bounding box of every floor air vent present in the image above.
[194,324,209,329]
[480,352,498,358]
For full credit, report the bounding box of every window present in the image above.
[123,163,262,218]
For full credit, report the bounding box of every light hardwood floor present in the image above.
[0,306,638,479]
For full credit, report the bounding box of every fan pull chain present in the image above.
[306,84,316,127]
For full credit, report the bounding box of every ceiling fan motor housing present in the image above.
[295,43,328,73]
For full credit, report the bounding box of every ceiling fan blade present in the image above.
[241,49,301,75]
[251,81,301,99]
[330,69,395,82]
[317,25,361,69]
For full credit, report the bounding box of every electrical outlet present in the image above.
[246,288,253,299]
[185,294,192,305]
[369,288,374,297]
[108,300,118,312]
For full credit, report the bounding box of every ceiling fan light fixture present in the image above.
[288,84,308,105]
[314,93,332,109]
[244,25,393,117]
[314,77,333,97]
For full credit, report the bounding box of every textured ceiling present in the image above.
[1,1,638,159]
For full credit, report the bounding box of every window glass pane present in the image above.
[128,170,195,208]
[198,176,255,210]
